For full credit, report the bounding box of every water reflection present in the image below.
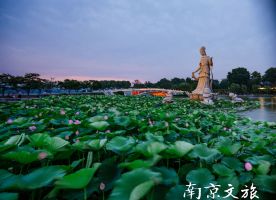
[241,96,276,122]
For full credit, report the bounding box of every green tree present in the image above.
[133,83,145,88]
[22,73,44,96]
[241,84,248,94]
[123,81,131,88]
[171,77,185,85]
[212,80,220,90]
[91,81,102,90]
[144,81,154,88]
[263,67,276,85]
[9,76,24,93]
[219,79,229,89]
[229,83,242,94]
[185,77,197,90]
[227,67,250,86]
[250,71,262,85]
[44,79,57,94]
[252,84,260,94]
[80,80,96,92]
[0,73,12,96]
[155,78,172,89]
[172,82,191,91]
[59,79,81,94]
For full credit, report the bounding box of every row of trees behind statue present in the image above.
[0,67,275,96]
[135,67,275,94]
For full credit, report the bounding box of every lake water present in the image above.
[240,96,276,122]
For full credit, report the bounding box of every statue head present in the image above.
[200,46,207,56]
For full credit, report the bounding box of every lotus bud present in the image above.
[100,182,105,191]
[7,119,13,124]
[29,125,37,131]
[74,120,81,125]
[38,152,47,160]
[245,162,253,171]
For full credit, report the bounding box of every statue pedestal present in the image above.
[189,93,203,101]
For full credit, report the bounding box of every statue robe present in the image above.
[192,55,212,95]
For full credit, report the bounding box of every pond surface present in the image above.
[240,96,276,122]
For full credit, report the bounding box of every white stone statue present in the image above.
[229,93,244,103]
[191,46,213,100]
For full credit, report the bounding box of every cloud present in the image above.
[0,0,275,81]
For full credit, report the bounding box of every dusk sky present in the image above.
[0,0,275,82]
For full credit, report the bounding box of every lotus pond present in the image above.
[0,95,275,200]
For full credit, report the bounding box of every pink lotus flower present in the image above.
[38,152,47,160]
[68,119,73,124]
[60,110,66,115]
[74,120,81,125]
[106,130,111,133]
[75,139,80,143]
[29,126,37,131]
[75,111,80,115]
[99,182,105,191]
[75,130,79,135]
[65,135,70,140]
[245,162,253,171]
[7,119,13,124]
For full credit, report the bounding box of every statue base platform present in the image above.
[189,93,203,101]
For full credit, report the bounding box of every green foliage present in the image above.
[0,166,66,190]
[106,136,135,154]
[135,141,167,157]
[212,164,235,177]
[89,121,109,131]
[263,67,276,85]
[0,193,18,200]
[108,169,161,200]
[227,67,250,86]
[186,168,215,187]
[162,141,194,158]
[55,163,101,189]
[251,71,262,85]
[165,185,186,200]
[188,144,221,163]
[0,95,274,199]
[253,175,276,193]
[229,83,242,94]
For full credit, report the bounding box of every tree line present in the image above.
[0,67,275,96]
[134,67,276,94]
[0,73,131,96]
